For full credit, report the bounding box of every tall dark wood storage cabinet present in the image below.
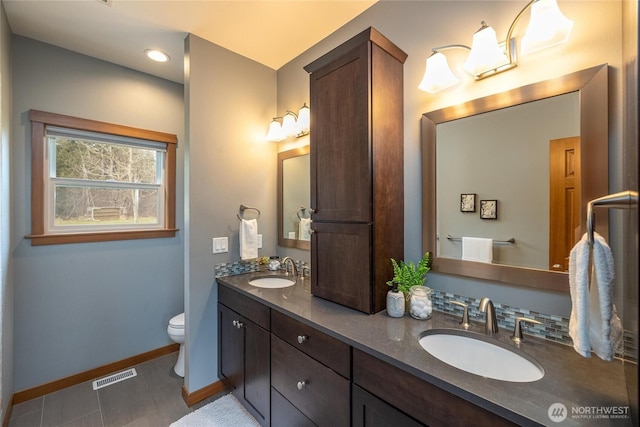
[304,27,407,314]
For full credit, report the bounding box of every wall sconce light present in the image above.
[419,0,573,94]
[265,103,310,142]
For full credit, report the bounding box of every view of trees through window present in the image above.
[52,138,162,226]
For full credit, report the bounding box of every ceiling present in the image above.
[3,0,377,83]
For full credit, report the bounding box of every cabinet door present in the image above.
[311,222,372,313]
[352,385,424,427]
[218,303,243,390]
[243,317,270,425]
[310,42,371,223]
[218,303,270,426]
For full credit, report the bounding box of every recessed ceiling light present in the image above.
[145,49,170,63]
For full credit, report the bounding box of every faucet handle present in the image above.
[450,301,473,329]
[511,317,543,343]
[302,266,311,278]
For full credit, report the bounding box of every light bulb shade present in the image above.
[521,0,573,54]
[463,24,509,76]
[265,119,285,142]
[297,104,310,134]
[282,112,297,137]
[418,52,460,93]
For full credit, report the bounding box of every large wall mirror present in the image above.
[422,64,608,293]
[278,145,311,250]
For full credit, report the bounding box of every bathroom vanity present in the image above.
[217,272,631,426]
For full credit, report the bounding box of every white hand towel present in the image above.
[461,237,493,263]
[239,219,258,260]
[298,217,312,241]
[568,232,623,361]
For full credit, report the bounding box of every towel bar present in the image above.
[445,234,515,245]
[587,190,638,245]
[237,204,261,221]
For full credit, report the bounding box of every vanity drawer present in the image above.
[353,349,517,427]
[271,309,350,378]
[270,387,315,427]
[271,335,350,427]
[219,284,270,330]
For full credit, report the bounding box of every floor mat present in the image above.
[170,393,261,427]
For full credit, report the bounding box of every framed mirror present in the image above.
[422,64,608,293]
[278,145,311,250]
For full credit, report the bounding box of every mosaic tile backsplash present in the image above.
[431,290,570,344]
[214,259,309,278]
[213,262,630,361]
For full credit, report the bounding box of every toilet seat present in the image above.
[169,313,184,329]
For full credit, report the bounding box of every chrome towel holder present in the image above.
[445,234,515,245]
[237,204,261,221]
[587,190,638,245]
[296,206,311,220]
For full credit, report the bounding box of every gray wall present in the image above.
[11,36,185,391]
[0,0,13,418]
[277,0,625,317]
[184,34,277,392]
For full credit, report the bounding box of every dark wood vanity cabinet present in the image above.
[353,349,517,427]
[218,286,271,426]
[304,27,407,314]
[352,384,424,427]
[270,310,351,426]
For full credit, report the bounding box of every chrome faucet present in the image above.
[479,297,499,336]
[281,257,298,277]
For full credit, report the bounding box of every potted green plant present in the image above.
[386,252,432,315]
[386,252,432,293]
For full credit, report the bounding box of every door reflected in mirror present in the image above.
[278,146,310,250]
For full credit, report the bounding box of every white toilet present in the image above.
[167,312,185,377]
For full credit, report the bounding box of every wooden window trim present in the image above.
[26,110,178,245]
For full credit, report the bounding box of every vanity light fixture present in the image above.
[265,103,310,142]
[145,49,170,63]
[419,0,573,94]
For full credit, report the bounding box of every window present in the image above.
[27,110,178,245]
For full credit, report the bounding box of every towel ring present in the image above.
[237,204,261,221]
[296,206,310,220]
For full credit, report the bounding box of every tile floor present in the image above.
[9,352,225,427]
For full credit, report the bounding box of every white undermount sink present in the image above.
[418,329,544,382]
[248,276,295,289]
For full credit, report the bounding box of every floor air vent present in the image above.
[92,368,137,390]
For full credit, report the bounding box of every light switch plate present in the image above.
[257,234,263,249]
[212,237,228,254]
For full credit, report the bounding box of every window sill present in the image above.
[26,229,179,246]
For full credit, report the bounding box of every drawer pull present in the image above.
[297,335,308,344]
[297,380,308,390]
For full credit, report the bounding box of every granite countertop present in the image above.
[216,270,632,427]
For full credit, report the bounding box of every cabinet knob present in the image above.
[308,229,315,235]
[232,320,243,329]
[297,380,308,390]
[297,335,308,344]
